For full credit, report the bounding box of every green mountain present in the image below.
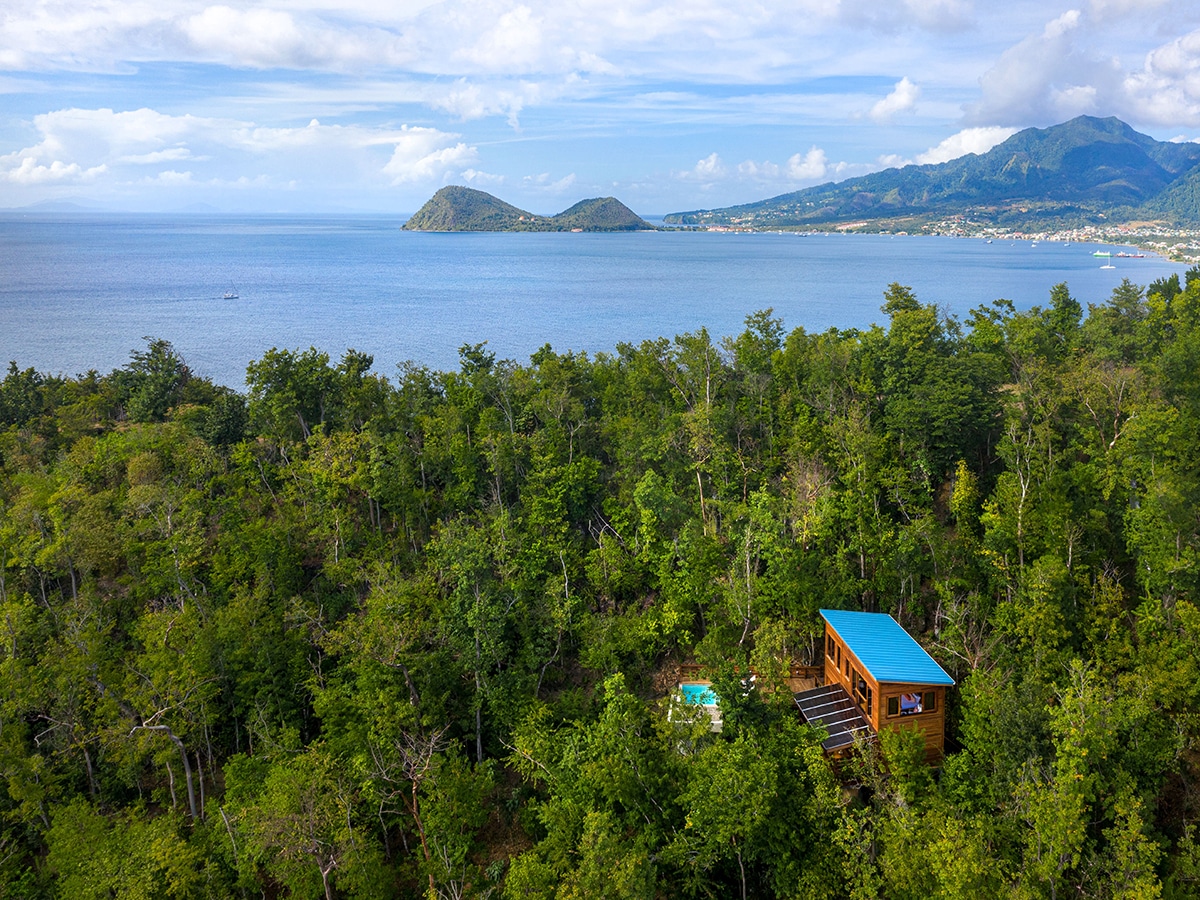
[549,196,651,231]
[401,186,538,231]
[403,186,654,232]
[664,116,1200,229]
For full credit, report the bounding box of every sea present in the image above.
[0,213,1188,388]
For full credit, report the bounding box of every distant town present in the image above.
[917,217,1200,262]
[697,219,1200,263]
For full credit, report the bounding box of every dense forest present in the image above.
[3,271,1200,899]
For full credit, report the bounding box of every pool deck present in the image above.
[676,680,723,731]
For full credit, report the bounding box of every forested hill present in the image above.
[6,269,1200,897]
[403,185,653,231]
[666,115,1200,228]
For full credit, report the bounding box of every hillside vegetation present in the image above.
[5,270,1200,897]
[403,186,653,232]
[667,116,1200,229]
[400,185,536,231]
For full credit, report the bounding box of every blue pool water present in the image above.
[680,683,718,706]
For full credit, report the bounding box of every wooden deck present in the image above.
[794,684,873,752]
[678,663,823,693]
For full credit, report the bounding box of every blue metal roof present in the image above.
[820,610,955,686]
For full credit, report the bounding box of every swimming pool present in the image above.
[679,683,718,706]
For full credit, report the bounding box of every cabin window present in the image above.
[827,636,835,660]
[886,692,926,717]
[854,671,868,706]
[922,691,937,713]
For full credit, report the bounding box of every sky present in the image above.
[3,0,1200,215]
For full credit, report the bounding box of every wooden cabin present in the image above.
[794,610,954,763]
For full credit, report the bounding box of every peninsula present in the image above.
[403,186,655,232]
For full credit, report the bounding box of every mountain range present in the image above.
[403,186,654,232]
[664,116,1200,229]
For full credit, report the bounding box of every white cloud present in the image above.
[870,77,920,122]
[1044,8,1082,39]
[522,171,576,192]
[786,147,830,180]
[119,147,195,164]
[1122,28,1200,125]
[453,5,546,71]
[185,6,309,68]
[381,125,478,183]
[232,118,339,152]
[836,0,975,33]
[966,7,1200,128]
[181,4,418,71]
[34,107,205,157]
[967,9,1114,125]
[145,169,194,185]
[0,0,980,84]
[915,126,1018,163]
[695,153,727,178]
[1087,0,1170,13]
[461,168,506,185]
[0,105,487,200]
[901,0,975,31]
[1,158,107,184]
[428,78,558,127]
[738,147,831,181]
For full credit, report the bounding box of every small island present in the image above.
[402,185,655,232]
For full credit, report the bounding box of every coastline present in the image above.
[677,220,1200,263]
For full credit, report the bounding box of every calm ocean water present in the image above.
[0,213,1187,388]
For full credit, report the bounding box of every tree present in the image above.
[45,799,206,899]
[668,732,777,900]
[115,338,191,423]
[231,747,381,900]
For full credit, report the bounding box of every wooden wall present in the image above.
[822,624,946,762]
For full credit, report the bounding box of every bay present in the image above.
[0,213,1186,388]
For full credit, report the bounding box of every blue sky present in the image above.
[3,0,1200,215]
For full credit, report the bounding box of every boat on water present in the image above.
[223,285,239,299]
[1115,252,1146,258]
[1100,264,1116,269]
[1093,251,1111,258]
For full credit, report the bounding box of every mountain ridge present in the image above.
[664,116,1200,229]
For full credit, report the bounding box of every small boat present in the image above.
[1093,251,1111,258]
[1115,252,1146,258]
[223,284,239,299]
[1100,264,1116,270]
